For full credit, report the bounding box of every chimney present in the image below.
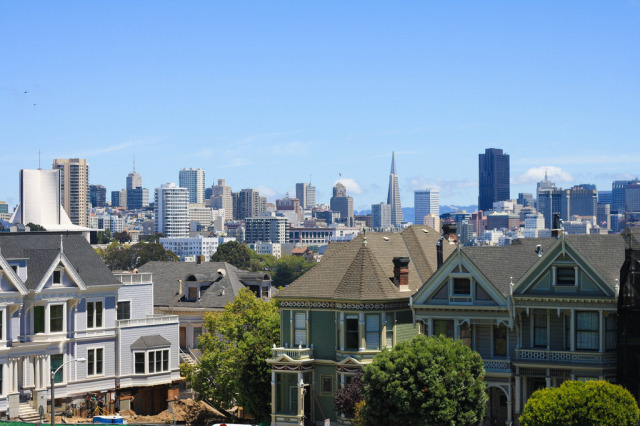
[437,223,458,269]
[196,255,205,264]
[552,213,563,239]
[437,237,444,269]
[393,257,410,291]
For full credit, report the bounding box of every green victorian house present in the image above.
[267,225,455,426]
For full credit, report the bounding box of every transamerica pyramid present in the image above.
[387,151,403,226]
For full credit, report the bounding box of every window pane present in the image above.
[96,302,103,327]
[87,302,94,328]
[576,312,598,350]
[149,351,155,373]
[163,350,169,372]
[345,317,359,350]
[365,315,380,350]
[34,306,45,333]
[534,314,547,347]
[493,326,507,356]
[117,302,131,320]
[51,354,64,383]
[294,312,306,346]
[135,353,145,374]
[556,267,575,285]
[50,305,64,332]
[606,315,617,351]
[97,349,103,375]
[88,349,95,375]
[453,278,471,295]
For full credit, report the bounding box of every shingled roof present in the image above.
[461,234,625,296]
[276,225,455,302]
[0,232,120,290]
[138,261,271,310]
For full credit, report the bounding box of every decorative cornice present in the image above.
[280,300,409,310]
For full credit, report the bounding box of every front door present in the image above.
[179,327,186,348]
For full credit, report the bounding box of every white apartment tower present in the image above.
[179,168,206,205]
[387,152,403,226]
[155,183,189,238]
[414,188,440,225]
[53,158,90,227]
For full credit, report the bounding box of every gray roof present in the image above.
[276,225,455,302]
[461,234,626,295]
[131,334,171,350]
[137,261,271,310]
[0,232,120,290]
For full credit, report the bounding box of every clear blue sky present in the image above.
[2,2,639,212]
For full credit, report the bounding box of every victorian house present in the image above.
[267,226,455,426]
[0,232,181,420]
[412,233,624,425]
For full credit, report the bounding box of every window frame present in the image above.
[576,311,599,351]
[365,314,380,350]
[534,313,547,348]
[117,301,131,321]
[87,347,105,377]
[133,349,171,375]
[293,311,307,347]
[493,325,507,357]
[605,313,616,351]
[51,354,64,384]
[49,303,65,333]
[344,315,360,350]
[553,265,578,287]
[320,375,333,395]
[52,269,64,286]
[86,299,104,329]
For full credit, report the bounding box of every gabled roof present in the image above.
[131,334,171,350]
[0,232,120,290]
[138,261,271,310]
[276,225,455,302]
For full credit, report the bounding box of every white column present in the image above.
[45,356,51,388]
[271,372,276,418]
[599,311,604,353]
[7,359,13,393]
[546,369,552,388]
[530,312,534,348]
[13,359,18,392]
[359,313,365,350]
[339,313,344,351]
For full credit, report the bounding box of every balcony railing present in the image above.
[118,314,179,328]
[483,359,511,372]
[113,272,153,285]
[335,349,380,362]
[516,348,617,364]
[271,345,314,360]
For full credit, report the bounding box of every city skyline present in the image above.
[2,2,639,210]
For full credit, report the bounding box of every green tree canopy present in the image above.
[97,241,178,270]
[520,380,640,426]
[363,334,487,425]
[26,222,46,231]
[272,255,316,287]
[181,288,280,423]
[211,240,252,269]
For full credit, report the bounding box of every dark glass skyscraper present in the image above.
[478,148,510,212]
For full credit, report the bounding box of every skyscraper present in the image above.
[371,202,391,229]
[306,182,316,208]
[210,179,233,221]
[478,148,510,212]
[126,171,142,191]
[90,185,107,208]
[387,152,403,226]
[155,183,189,238]
[414,188,439,225]
[234,188,265,220]
[295,183,307,209]
[179,168,206,205]
[53,158,90,227]
[330,182,353,225]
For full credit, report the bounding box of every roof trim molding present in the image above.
[0,255,28,295]
[35,252,87,292]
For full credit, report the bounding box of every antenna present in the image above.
[133,155,136,173]
[38,150,41,169]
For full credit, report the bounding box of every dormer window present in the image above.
[188,287,198,300]
[553,266,578,286]
[449,275,473,304]
[53,270,63,285]
[453,278,471,295]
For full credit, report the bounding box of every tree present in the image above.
[181,288,280,423]
[520,380,640,426]
[95,229,112,244]
[363,334,487,425]
[211,241,252,269]
[97,241,178,270]
[272,255,316,287]
[112,231,131,243]
[26,222,46,231]
[335,370,364,418]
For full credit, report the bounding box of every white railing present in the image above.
[271,346,314,360]
[113,273,153,285]
[118,314,179,328]
[516,348,616,364]
[335,349,380,362]
[483,359,511,372]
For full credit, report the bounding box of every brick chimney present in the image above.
[393,257,410,291]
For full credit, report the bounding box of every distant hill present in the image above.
[440,205,478,215]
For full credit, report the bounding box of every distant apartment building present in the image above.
[155,183,189,238]
[414,188,439,225]
[111,189,127,208]
[371,202,391,229]
[90,184,107,208]
[564,220,592,235]
[188,203,214,230]
[424,214,441,233]
[53,158,90,227]
[598,190,612,206]
[251,241,283,259]
[276,195,302,223]
[179,168,206,205]
[159,234,234,261]
[245,212,288,244]
[0,201,9,221]
[210,179,233,222]
[569,185,598,218]
[234,188,266,220]
[523,213,545,238]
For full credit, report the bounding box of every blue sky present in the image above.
[2,2,639,212]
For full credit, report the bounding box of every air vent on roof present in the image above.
[422,229,429,233]
[383,237,390,241]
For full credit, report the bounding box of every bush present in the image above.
[520,380,640,426]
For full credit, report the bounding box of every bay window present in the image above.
[365,315,380,350]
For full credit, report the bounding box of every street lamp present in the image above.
[50,357,86,426]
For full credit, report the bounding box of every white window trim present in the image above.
[52,267,64,286]
[0,309,5,342]
[86,299,105,330]
[36,302,67,334]
[552,265,579,287]
[50,353,66,385]
[87,346,105,377]
[133,348,171,375]
[117,300,132,321]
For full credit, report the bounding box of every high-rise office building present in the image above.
[210,179,233,222]
[568,185,597,218]
[387,152,403,226]
[371,202,391,229]
[295,183,307,210]
[234,188,264,220]
[330,182,354,225]
[478,148,510,212]
[414,188,439,225]
[90,185,107,208]
[155,183,189,238]
[306,182,316,208]
[127,188,150,210]
[245,212,288,244]
[612,180,628,214]
[179,168,206,205]
[53,158,90,227]
[126,171,142,191]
